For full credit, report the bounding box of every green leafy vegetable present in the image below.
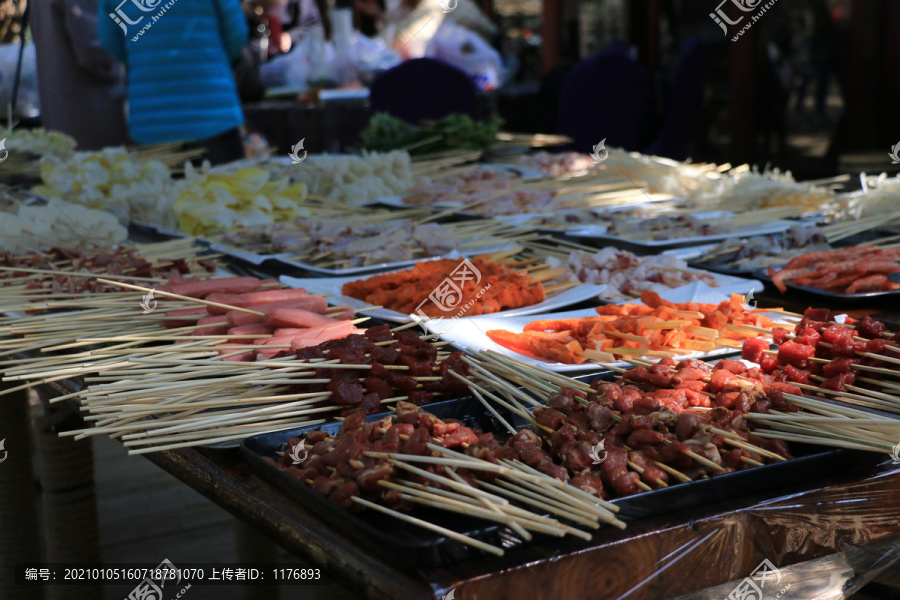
[361,114,503,155]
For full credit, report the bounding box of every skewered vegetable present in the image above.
[361,114,502,155]
[486,292,775,364]
[173,167,310,236]
[221,217,460,267]
[0,198,127,253]
[34,147,183,225]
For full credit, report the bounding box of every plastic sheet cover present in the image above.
[665,467,900,600]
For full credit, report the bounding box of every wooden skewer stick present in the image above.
[380,479,532,540]
[471,354,557,395]
[449,372,550,433]
[703,426,787,461]
[442,470,535,540]
[0,266,163,283]
[126,419,328,455]
[350,497,504,556]
[477,479,602,528]
[468,386,517,435]
[496,459,624,524]
[93,278,267,316]
[462,357,547,406]
[751,430,889,453]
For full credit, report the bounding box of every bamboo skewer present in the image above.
[427,444,619,516]
[351,497,504,557]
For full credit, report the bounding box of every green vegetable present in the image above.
[360,114,503,155]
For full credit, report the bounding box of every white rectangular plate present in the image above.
[130,221,201,242]
[591,270,763,303]
[422,308,746,373]
[280,273,607,325]
[495,202,696,230]
[362,163,547,208]
[207,242,292,266]
[365,195,462,209]
[612,278,764,304]
[565,219,797,247]
[276,242,509,276]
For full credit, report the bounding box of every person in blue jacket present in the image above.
[98,0,249,164]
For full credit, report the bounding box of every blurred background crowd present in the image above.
[1,0,897,179]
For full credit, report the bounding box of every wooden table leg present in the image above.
[33,392,102,600]
[0,387,42,600]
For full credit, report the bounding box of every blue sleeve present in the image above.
[214,0,250,61]
[96,0,127,62]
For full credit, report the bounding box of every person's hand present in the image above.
[279,32,292,53]
[355,0,382,19]
[243,0,286,16]
[242,0,262,17]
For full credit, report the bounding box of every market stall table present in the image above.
[10,292,900,600]
[242,92,498,155]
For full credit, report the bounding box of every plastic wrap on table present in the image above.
[646,467,900,599]
[673,537,900,600]
[426,464,900,599]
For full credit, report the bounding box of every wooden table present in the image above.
[137,441,900,600]
[20,290,900,599]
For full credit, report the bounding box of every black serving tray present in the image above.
[754,266,900,302]
[242,371,883,568]
[687,228,899,278]
[241,395,530,569]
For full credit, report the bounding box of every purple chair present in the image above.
[644,38,709,161]
[369,58,478,124]
[557,52,652,153]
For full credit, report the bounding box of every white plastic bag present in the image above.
[424,22,502,90]
[259,44,309,90]
[351,34,400,84]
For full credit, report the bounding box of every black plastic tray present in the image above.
[687,228,898,278]
[754,267,900,301]
[241,395,528,569]
[241,373,883,568]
